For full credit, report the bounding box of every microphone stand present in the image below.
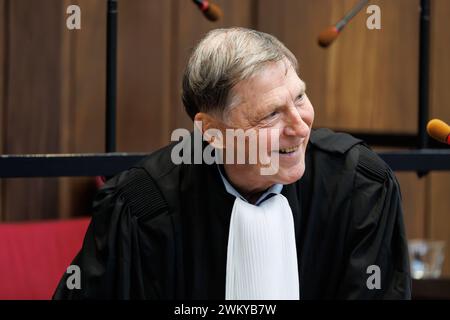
[335,0,369,32]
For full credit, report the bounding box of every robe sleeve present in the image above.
[52,168,169,299]
[336,145,412,299]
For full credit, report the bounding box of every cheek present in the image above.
[303,100,315,126]
[262,128,281,152]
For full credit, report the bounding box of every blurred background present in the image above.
[0,0,449,298]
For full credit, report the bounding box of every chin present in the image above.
[275,161,305,185]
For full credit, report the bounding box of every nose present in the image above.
[283,105,310,137]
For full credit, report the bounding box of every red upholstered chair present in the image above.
[0,218,90,300]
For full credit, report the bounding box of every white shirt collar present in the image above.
[216,165,283,206]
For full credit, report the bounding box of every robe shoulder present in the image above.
[52,165,175,299]
[53,136,198,299]
[307,129,411,299]
[308,128,405,240]
[309,127,392,182]
[309,127,362,154]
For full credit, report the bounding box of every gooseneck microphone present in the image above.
[192,0,223,22]
[318,0,369,48]
[427,119,450,145]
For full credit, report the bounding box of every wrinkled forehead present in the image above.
[230,60,305,110]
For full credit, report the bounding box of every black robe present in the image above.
[53,128,411,299]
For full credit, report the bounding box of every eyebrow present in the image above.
[255,80,308,120]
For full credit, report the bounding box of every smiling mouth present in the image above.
[277,145,300,154]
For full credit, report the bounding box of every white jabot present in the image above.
[225,194,300,300]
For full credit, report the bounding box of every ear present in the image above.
[194,112,225,149]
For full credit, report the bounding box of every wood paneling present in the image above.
[429,0,450,277]
[58,0,105,218]
[0,0,5,221]
[57,0,75,219]
[117,0,173,152]
[258,0,419,133]
[396,172,427,240]
[3,0,65,221]
[429,173,450,277]
[69,0,106,154]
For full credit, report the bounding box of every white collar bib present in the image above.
[225,193,300,300]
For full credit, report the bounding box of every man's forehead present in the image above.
[237,64,304,100]
[228,78,306,122]
[245,75,305,105]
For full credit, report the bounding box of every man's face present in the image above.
[221,60,314,189]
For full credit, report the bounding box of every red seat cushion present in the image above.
[0,218,90,300]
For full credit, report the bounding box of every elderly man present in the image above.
[54,27,411,300]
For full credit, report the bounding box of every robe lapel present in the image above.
[180,160,235,299]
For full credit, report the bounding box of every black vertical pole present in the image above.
[418,0,430,150]
[106,0,117,153]
[417,0,430,178]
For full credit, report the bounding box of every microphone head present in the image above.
[427,119,450,143]
[318,26,339,48]
[203,2,223,22]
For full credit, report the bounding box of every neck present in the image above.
[222,164,271,204]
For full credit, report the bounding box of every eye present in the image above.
[264,111,279,120]
[296,93,305,102]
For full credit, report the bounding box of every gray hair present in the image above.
[182,27,298,121]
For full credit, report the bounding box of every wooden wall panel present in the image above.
[59,0,176,217]
[0,0,5,221]
[58,0,106,218]
[429,173,450,278]
[429,0,450,277]
[396,172,427,240]
[257,0,419,133]
[117,0,173,152]
[3,0,65,221]
[69,0,106,154]
[57,0,74,219]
